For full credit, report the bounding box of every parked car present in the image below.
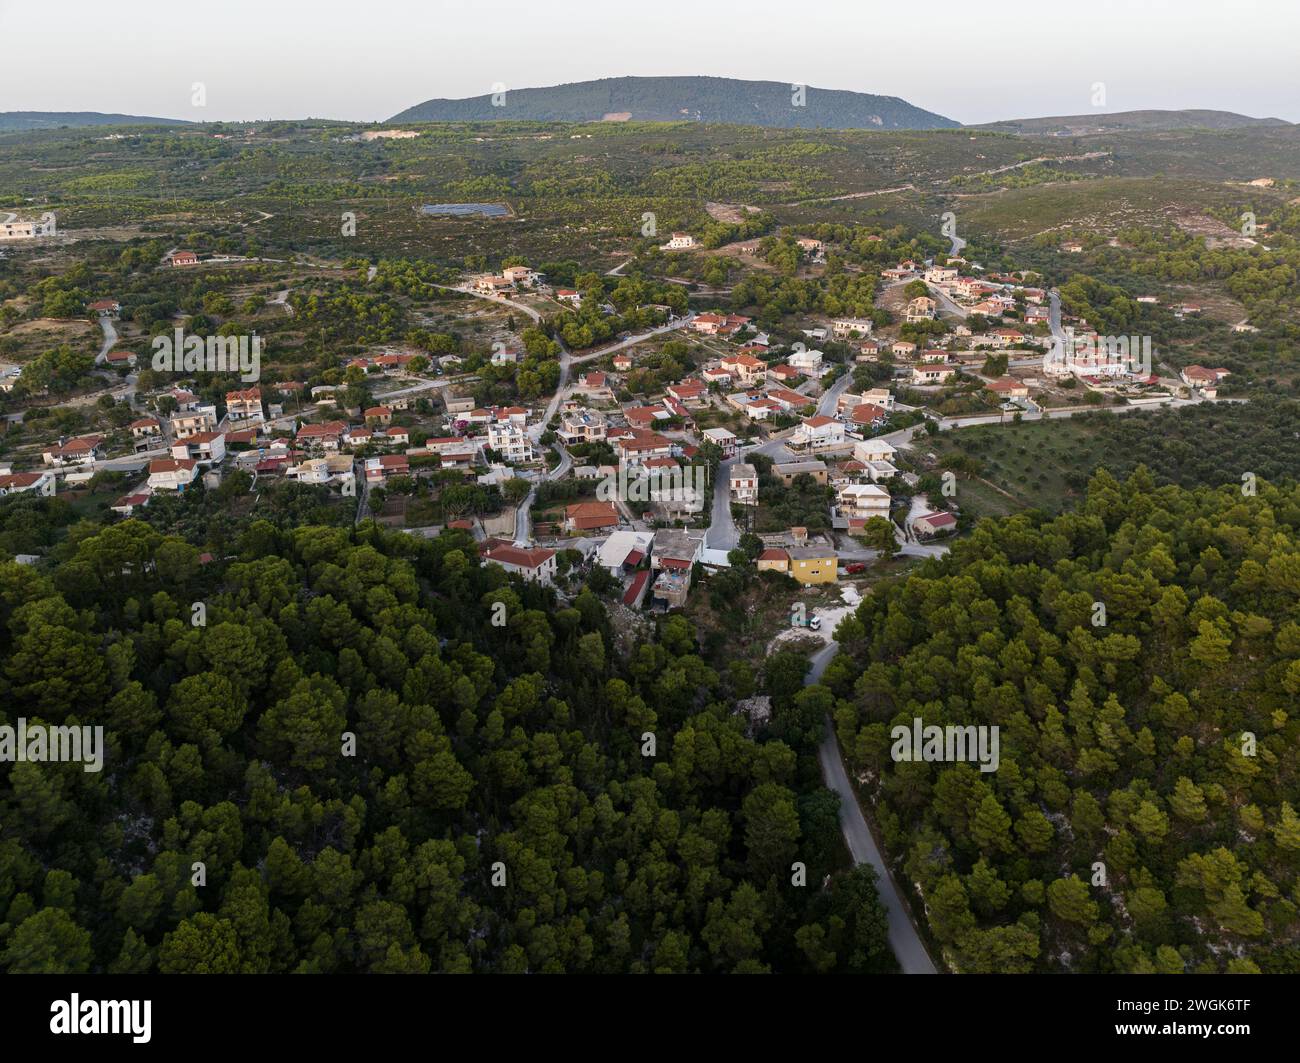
[845,562,866,574]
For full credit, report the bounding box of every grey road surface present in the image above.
[809,641,940,975]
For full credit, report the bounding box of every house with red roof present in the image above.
[564,500,620,533]
[0,470,56,497]
[913,511,959,538]
[297,421,348,451]
[480,543,557,584]
[42,435,104,467]
[148,458,200,491]
[226,387,264,423]
[364,453,409,483]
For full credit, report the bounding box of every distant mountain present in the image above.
[0,111,189,132]
[390,76,958,130]
[975,110,1292,136]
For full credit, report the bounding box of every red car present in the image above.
[845,563,867,575]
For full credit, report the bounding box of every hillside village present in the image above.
[0,223,1236,628]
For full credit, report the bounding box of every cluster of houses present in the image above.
[473,264,545,294]
[478,518,851,613]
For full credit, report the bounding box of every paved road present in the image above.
[567,313,694,366]
[817,368,854,418]
[92,314,118,365]
[809,641,940,975]
[704,437,792,552]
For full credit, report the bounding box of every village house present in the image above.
[913,510,959,538]
[481,542,557,585]
[474,275,515,295]
[555,289,582,306]
[832,318,874,339]
[1181,365,1230,390]
[344,426,374,448]
[170,250,200,267]
[756,547,791,574]
[171,406,219,439]
[987,377,1030,400]
[613,353,634,372]
[381,426,410,447]
[755,386,801,414]
[846,402,889,430]
[862,387,894,411]
[148,457,200,491]
[701,427,737,458]
[486,423,536,465]
[285,455,355,493]
[663,232,697,250]
[788,347,824,373]
[364,405,393,426]
[666,380,708,406]
[701,365,733,386]
[925,265,959,284]
[364,453,410,484]
[42,435,104,467]
[733,395,781,420]
[720,352,767,386]
[596,529,653,576]
[837,482,891,521]
[130,417,162,440]
[564,500,620,533]
[297,420,349,452]
[624,405,671,430]
[788,546,838,585]
[983,328,1026,349]
[856,341,881,362]
[853,438,899,480]
[729,463,758,505]
[106,350,137,368]
[0,470,57,497]
[502,265,540,286]
[911,363,959,385]
[494,406,529,428]
[906,297,937,323]
[773,460,828,486]
[881,261,920,280]
[110,491,151,516]
[615,428,674,466]
[558,408,607,445]
[576,371,612,399]
[649,529,704,608]
[170,431,226,465]
[790,415,846,451]
[226,387,264,423]
[691,312,751,337]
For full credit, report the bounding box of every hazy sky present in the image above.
[3,0,1298,124]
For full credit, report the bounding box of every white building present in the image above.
[788,348,824,373]
[487,422,537,465]
[729,462,758,505]
[481,543,557,585]
[791,415,846,451]
[147,458,200,492]
[701,427,738,458]
[0,470,56,497]
[838,483,891,520]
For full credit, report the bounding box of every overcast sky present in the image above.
[3,0,1297,124]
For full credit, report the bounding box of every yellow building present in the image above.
[788,547,837,584]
